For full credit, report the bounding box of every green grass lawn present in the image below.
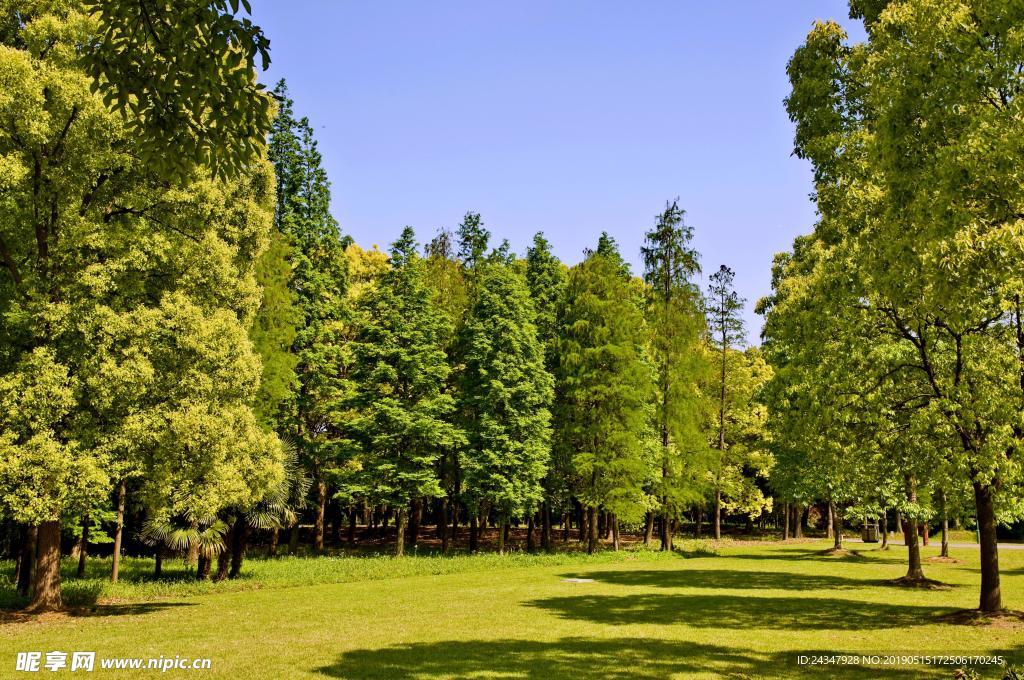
[2,539,1023,678]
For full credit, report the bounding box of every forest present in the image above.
[2,3,1024,675]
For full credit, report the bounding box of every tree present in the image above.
[461,260,553,553]
[525,232,567,550]
[267,80,349,554]
[641,201,708,550]
[554,243,654,553]
[348,228,462,556]
[706,265,746,539]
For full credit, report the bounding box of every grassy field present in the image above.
[2,539,1023,678]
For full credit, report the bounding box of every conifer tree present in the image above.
[462,260,553,553]
[348,228,461,556]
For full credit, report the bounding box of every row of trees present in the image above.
[0,2,774,612]
[761,0,1024,613]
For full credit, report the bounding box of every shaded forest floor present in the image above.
[2,540,1024,678]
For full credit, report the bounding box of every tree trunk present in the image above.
[395,507,407,557]
[111,479,126,583]
[940,491,949,558]
[154,550,163,578]
[587,505,598,554]
[314,479,327,553]
[439,497,450,553]
[974,481,1001,612]
[288,524,300,556]
[216,536,231,582]
[713,488,722,539]
[269,528,279,557]
[409,499,422,549]
[526,515,535,552]
[880,508,889,549]
[782,502,790,540]
[541,502,552,551]
[76,517,90,578]
[347,508,357,545]
[830,502,842,550]
[643,512,654,546]
[659,514,669,550]
[229,516,248,579]
[562,513,570,543]
[695,507,702,537]
[794,504,803,538]
[28,521,62,612]
[498,517,507,554]
[904,515,925,580]
[502,520,510,547]
[469,514,479,552]
[667,518,675,551]
[612,515,620,551]
[17,525,37,597]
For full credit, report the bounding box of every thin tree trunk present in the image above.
[314,479,327,553]
[229,516,248,579]
[612,515,620,551]
[695,507,702,537]
[940,491,949,558]
[880,508,889,549]
[562,513,570,543]
[76,517,89,578]
[783,502,790,540]
[469,514,479,552]
[587,505,598,554]
[288,524,300,555]
[395,507,407,557]
[974,481,1001,612]
[409,499,422,549]
[830,502,842,550]
[643,512,654,546]
[659,514,669,550]
[154,550,163,578]
[28,521,61,612]
[498,517,507,554]
[439,497,450,554]
[921,521,929,546]
[526,515,535,552]
[714,488,722,540]
[541,502,552,551]
[347,508,357,545]
[111,479,126,583]
[17,525,38,597]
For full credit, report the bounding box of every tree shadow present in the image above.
[526,593,952,630]
[726,548,908,565]
[316,637,946,679]
[69,601,196,618]
[560,568,869,591]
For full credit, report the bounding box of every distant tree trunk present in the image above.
[16,525,37,597]
[438,497,449,553]
[541,502,552,551]
[921,521,929,546]
[825,503,832,539]
[347,508,357,545]
[713,488,722,539]
[587,505,598,554]
[526,515,536,552]
[643,512,654,546]
[154,550,163,578]
[28,521,62,612]
[695,508,702,537]
[562,513,570,543]
[288,524,300,555]
[940,491,949,558]
[782,502,790,540]
[896,511,904,539]
[794,505,804,538]
[880,508,889,549]
[229,516,248,579]
[830,502,842,550]
[974,480,1001,612]
[667,518,676,551]
[76,517,90,578]
[744,515,754,535]
[314,479,327,553]
[269,528,279,556]
[579,507,589,545]
[498,517,507,554]
[198,553,212,580]
[612,515,620,551]
[216,530,231,582]
[409,499,422,550]
[469,515,479,552]
[395,507,407,557]
[659,514,669,550]
[111,479,126,583]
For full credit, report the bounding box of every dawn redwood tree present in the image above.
[268,80,349,554]
[706,265,746,540]
[641,201,708,550]
[554,238,654,553]
[348,228,462,557]
[461,260,553,553]
[525,233,567,550]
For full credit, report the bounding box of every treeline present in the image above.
[0,4,773,613]
[760,0,1024,614]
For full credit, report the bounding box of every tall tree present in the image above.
[461,260,553,553]
[641,201,708,550]
[706,265,746,539]
[348,228,461,556]
[555,244,654,553]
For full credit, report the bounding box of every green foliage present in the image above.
[83,0,273,180]
[461,260,553,520]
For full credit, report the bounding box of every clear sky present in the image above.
[250,1,864,339]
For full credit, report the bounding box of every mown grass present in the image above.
[1,539,1023,679]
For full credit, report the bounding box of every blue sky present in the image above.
[251,2,864,339]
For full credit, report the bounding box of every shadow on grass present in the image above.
[69,601,195,618]
[316,638,946,679]
[560,568,870,591]
[526,593,953,629]
[726,547,909,565]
